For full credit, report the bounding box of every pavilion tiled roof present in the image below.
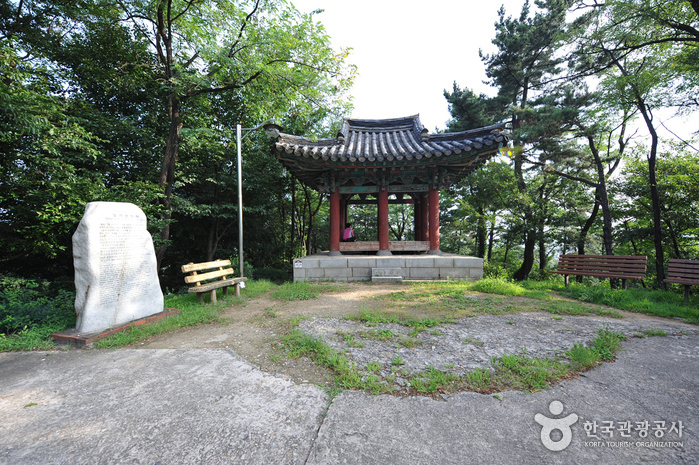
[265,115,508,193]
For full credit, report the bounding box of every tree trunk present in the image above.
[635,96,665,286]
[476,207,486,258]
[665,219,683,259]
[156,94,181,270]
[511,82,536,281]
[577,188,601,282]
[539,231,547,271]
[290,178,297,260]
[514,231,536,281]
[206,218,218,262]
[487,220,495,262]
[577,188,601,256]
[609,52,665,287]
[587,136,615,257]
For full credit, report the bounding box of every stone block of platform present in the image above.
[372,267,403,283]
[292,253,483,282]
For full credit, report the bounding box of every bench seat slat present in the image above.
[181,259,231,273]
[558,254,645,260]
[664,277,699,286]
[667,266,699,275]
[664,259,699,303]
[665,259,699,286]
[667,259,699,265]
[555,263,646,271]
[549,254,647,287]
[186,277,247,293]
[550,270,646,279]
[185,268,235,283]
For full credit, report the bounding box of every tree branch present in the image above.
[522,156,599,188]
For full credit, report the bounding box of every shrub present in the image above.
[0,275,75,335]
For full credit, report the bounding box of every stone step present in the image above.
[372,268,402,283]
[372,267,402,277]
[372,276,403,283]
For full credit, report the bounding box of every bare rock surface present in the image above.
[299,312,698,378]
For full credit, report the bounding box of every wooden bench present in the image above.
[664,259,699,303]
[549,254,647,288]
[182,259,247,303]
[339,241,430,253]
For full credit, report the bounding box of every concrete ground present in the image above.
[1,334,697,464]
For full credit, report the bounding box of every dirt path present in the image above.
[136,284,402,385]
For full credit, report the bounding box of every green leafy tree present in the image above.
[569,0,698,285]
[107,0,354,268]
[479,0,570,281]
[0,37,104,267]
[613,142,699,261]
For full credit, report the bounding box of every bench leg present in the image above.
[210,289,217,304]
[235,283,241,297]
[223,286,229,297]
[622,279,627,289]
[564,275,569,288]
[197,293,203,304]
[685,285,690,304]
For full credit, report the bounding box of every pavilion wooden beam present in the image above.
[348,199,415,205]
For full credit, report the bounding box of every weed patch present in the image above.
[638,328,668,337]
[271,281,345,301]
[409,366,460,393]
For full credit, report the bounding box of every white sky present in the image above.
[290,0,526,132]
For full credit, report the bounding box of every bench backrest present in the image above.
[556,254,647,277]
[667,259,699,281]
[182,259,233,285]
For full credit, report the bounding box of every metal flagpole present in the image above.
[236,123,244,278]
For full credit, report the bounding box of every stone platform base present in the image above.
[292,253,482,282]
[51,308,181,347]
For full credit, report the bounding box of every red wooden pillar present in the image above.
[420,193,429,242]
[428,186,440,254]
[329,189,341,255]
[413,195,421,241]
[377,188,391,255]
[340,195,348,232]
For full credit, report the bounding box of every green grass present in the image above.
[0,323,69,351]
[357,329,396,341]
[375,278,697,324]
[409,366,460,393]
[469,278,551,300]
[493,352,569,391]
[95,280,275,348]
[637,328,668,337]
[566,328,626,370]
[343,309,452,329]
[338,331,365,348]
[281,328,393,394]
[557,282,699,323]
[271,281,346,301]
[465,368,492,391]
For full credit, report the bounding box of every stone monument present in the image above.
[72,202,164,333]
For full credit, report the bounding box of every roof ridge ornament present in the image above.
[263,123,282,139]
[420,127,430,142]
